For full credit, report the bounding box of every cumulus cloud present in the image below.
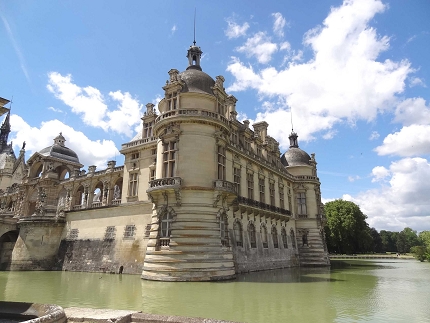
[346,158,430,231]
[348,175,361,182]
[375,124,430,157]
[225,18,250,39]
[272,12,287,37]
[10,115,119,168]
[409,77,426,87]
[47,72,142,137]
[226,0,413,147]
[394,97,430,126]
[171,25,177,35]
[236,32,278,64]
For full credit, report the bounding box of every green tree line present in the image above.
[324,199,430,261]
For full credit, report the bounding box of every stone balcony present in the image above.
[213,180,237,195]
[147,177,182,193]
[235,196,291,221]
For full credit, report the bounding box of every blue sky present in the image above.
[1,0,430,232]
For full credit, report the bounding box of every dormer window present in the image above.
[167,92,178,111]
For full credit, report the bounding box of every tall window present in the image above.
[279,185,285,209]
[143,121,153,138]
[231,130,238,145]
[128,173,138,196]
[160,210,174,246]
[234,221,243,247]
[217,146,226,180]
[149,169,156,181]
[288,187,292,212]
[297,192,307,215]
[269,182,275,206]
[261,225,268,248]
[233,167,241,195]
[257,146,262,157]
[281,228,288,248]
[167,92,178,110]
[244,140,251,152]
[272,226,279,248]
[247,172,254,199]
[259,178,265,203]
[123,225,136,240]
[218,102,225,115]
[163,141,176,178]
[220,214,229,247]
[249,223,256,248]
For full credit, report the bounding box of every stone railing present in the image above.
[155,109,229,127]
[213,180,237,194]
[237,196,291,216]
[121,137,157,149]
[147,177,182,192]
[295,175,319,181]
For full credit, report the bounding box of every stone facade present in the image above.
[0,43,329,281]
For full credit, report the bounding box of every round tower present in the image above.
[142,43,236,281]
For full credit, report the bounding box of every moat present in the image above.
[1,259,429,323]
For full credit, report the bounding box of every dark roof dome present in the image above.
[179,42,215,95]
[38,133,80,164]
[179,69,215,95]
[281,131,311,167]
[281,148,311,166]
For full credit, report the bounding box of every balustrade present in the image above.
[148,177,182,192]
[237,196,291,216]
[213,180,236,194]
[155,109,229,126]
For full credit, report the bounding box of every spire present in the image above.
[186,9,203,71]
[0,111,11,150]
[289,131,299,148]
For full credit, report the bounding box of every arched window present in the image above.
[220,213,229,247]
[233,220,243,247]
[159,207,175,247]
[261,224,268,248]
[291,229,296,249]
[248,223,256,248]
[272,226,279,248]
[281,227,288,248]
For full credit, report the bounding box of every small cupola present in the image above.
[289,131,299,148]
[186,43,203,71]
[53,132,66,147]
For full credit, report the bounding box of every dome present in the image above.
[39,145,80,164]
[38,133,80,164]
[281,148,311,167]
[179,68,215,95]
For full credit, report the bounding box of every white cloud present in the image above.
[369,131,380,140]
[394,97,430,126]
[10,115,119,169]
[225,18,250,39]
[48,106,63,113]
[371,165,390,182]
[226,0,413,148]
[47,72,142,137]
[409,77,426,87]
[348,175,360,182]
[272,12,287,37]
[346,157,430,231]
[171,24,177,35]
[236,32,278,64]
[375,124,430,157]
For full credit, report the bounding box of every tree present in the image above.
[397,227,420,253]
[369,227,383,253]
[380,230,398,252]
[324,200,372,254]
[412,231,430,262]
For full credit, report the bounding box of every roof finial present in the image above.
[290,106,294,132]
[193,8,196,46]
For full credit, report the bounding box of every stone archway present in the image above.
[0,230,18,270]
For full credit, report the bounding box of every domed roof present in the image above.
[179,68,215,95]
[281,148,311,167]
[281,131,311,167]
[38,133,80,164]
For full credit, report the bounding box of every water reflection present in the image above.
[0,260,429,323]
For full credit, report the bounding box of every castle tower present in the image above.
[141,43,236,281]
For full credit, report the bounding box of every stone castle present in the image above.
[0,43,329,281]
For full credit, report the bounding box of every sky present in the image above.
[1,0,430,232]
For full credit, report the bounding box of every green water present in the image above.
[1,259,429,323]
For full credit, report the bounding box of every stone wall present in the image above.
[57,202,152,274]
